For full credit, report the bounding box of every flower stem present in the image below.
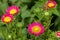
[35,36,37,40]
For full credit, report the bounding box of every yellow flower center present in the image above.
[32,26,41,33]
[10,9,17,15]
[4,17,11,22]
[48,3,54,7]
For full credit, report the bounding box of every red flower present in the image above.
[56,31,60,38]
[1,14,14,23]
[47,1,56,8]
[6,6,19,15]
[28,22,45,36]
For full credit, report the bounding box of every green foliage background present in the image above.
[0,0,60,40]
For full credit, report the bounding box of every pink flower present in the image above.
[1,14,14,23]
[47,1,56,8]
[56,31,60,38]
[28,22,45,36]
[6,6,19,15]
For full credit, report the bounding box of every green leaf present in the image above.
[20,0,31,3]
[54,17,60,26]
[22,28,27,35]
[3,0,7,2]
[15,1,21,7]
[0,33,5,40]
[21,5,31,18]
[52,8,60,17]
[0,3,8,13]
[21,5,27,12]
[54,17,60,30]
[10,0,17,3]
[21,10,31,18]
[16,22,23,27]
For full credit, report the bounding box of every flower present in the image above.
[1,14,14,23]
[56,31,60,38]
[28,22,44,36]
[47,1,56,8]
[6,6,19,15]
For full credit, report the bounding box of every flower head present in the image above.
[56,31,60,38]
[28,22,44,36]
[47,1,56,8]
[1,14,14,23]
[6,6,19,15]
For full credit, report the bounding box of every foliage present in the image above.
[0,0,60,40]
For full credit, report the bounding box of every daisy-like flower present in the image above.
[47,1,56,8]
[6,6,19,15]
[28,22,44,36]
[56,31,60,38]
[1,14,14,23]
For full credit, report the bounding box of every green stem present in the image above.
[35,36,37,40]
